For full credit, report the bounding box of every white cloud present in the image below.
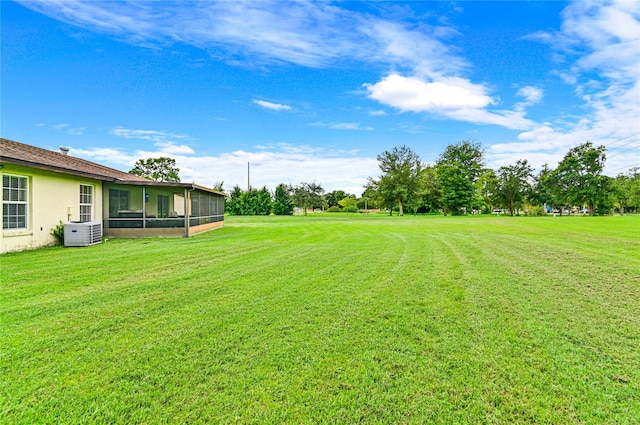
[488,1,640,175]
[70,147,138,166]
[109,127,188,142]
[516,86,543,105]
[514,86,544,113]
[199,147,378,196]
[365,74,534,130]
[312,122,374,131]
[488,90,640,173]
[369,110,387,116]
[109,127,193,151]
[67,128,85,136]
[154,142,196,155]
[365,74,493,111]
[252,99,293,111]
[17,1,466,75]
[395,122,429,134]
[359,18,467,77]
[560,0,640,82]
[76,142,379,196]
[447,108,533,131]
[52,123,85,135]
[108,127,195,156]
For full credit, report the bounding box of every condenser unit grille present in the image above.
[64,221,102,247]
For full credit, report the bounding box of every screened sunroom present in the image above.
[102,181,224,238]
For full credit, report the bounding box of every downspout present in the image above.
[102,181,108,230]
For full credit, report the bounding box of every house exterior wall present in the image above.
[1,164,103,253]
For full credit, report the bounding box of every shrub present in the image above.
[524,205,546,216]
[343,205,359,213]
[51,221,65,245]
[327,205,341,212]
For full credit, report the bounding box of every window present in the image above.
[158,194,169,218]
[109,189,130,216]
[2,174,28,230]
[80,184,93,222]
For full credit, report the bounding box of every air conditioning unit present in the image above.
[64,221,102,247]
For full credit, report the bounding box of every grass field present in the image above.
[1,214,639,424]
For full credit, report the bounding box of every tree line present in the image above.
[225,184,296,216]
[129,141,640,217]
[367,140,640,216]
[225,182,361,216]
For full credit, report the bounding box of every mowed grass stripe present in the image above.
[1,215,639,424]
[432,222,639,422]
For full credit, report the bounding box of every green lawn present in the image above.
[1,214,639,424]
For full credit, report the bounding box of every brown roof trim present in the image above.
[2,157,127,182]
[2,137,154,182]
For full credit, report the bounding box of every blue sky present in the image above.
[2,1,639,195]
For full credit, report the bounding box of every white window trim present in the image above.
[79,184,94,222]
[2,174,29,230]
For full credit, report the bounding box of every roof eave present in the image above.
[1,154,221,194]
[0,157,122,182]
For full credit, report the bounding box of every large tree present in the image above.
[338,195,358,211]
[406,165,442,215]
[419,166,443,214]
[129,157,180,182]
[475,168,499,214]
[272,183,294,215]
[533,164,573,215]
[493,159,534,216]
[613,167,640,215]
[251,186,273,215]
[436,140,484,215]
[370,145,422,216]
[530,164,554,213]
[358,185,379,211]
[225,185,244,215]
[225,185,272,215]
[366,177,395,215]
[553,142,607,215]
[293,181,324,215]
[325,190,347,209]
[629,168,640,212]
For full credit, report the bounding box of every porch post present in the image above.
[142,186,146,228]
[184,188,189,237]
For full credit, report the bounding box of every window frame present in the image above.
[158,194,169,218]
[109,189,130,216]
[79,184,94,222]
[2,174,29,230]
